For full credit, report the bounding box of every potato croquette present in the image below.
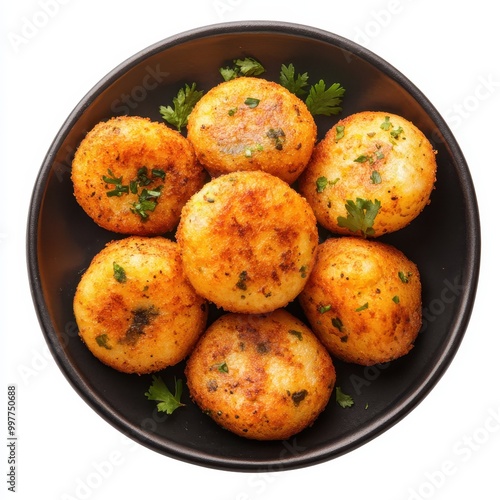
[73,236,208,374]
[187,77,317,184]
[71,116,206,235]
[299,237,422,365]
[185,309,336,440]
[176,170,319,314]
[299,111,437,236]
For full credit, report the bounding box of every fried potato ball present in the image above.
[73,236,208,374]
[187,77,317,184]
[176,170,319,314]
[299,111,437,236]
[71,116,206,236]
[299,236,422,365]
[185,309,336,440]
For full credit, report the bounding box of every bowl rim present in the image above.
[26,20,481,472]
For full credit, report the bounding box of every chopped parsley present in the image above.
[289,329,303,341]
[318,304,332,314]
[112,262,127,283]
[398,271,412,283]
[244,97,260,108]
[356,302,369,312]
[291,390,308,407]
[236,270,248,290]
[370,170,382,184]
[279,63,345,116]
[95,334,112,350]
[217,362,229,373]
[337,198,381,238]
[332,317,344,332]
[103,166,165,221]
[159,83,204,131]
[220,57,266,81]
[392,295,400,304]
[145,375,185,415]
[335,387,354,408]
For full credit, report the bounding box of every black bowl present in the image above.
[27,21,480,472]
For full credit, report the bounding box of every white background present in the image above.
[1,1,498,499]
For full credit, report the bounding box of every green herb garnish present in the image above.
[336,387,354,408]
[279,63,309,97]
[112,262,127,283]
[145,375,185,415]
[337,198,381,238]
[244,97,260,108]
[95,334,112,350]
[279,63,345,116]
[220,57,266,81]
[159,83,204,131]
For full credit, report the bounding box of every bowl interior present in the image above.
[28,21,480,471]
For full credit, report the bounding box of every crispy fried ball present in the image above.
[176,170,319,314]
[299,237,422,365]
[73,236,208,374]
[187,77,317,184]
[185,309,336,440]
[299,111,437,236]
[71,116,206,235]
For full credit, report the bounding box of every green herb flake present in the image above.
[299,265,307,278]
[335,386,354,408]
[113,262,127,283]
[236,270,248,290]
[103,169,129,197]
[267,128,286,150]
[398,271,412,283]
[217,362,229,373]
[370,170,382,184]
[316,176,329,193]
[391,126,404,139]
[244,97,260,108]
[392,295,400,304]
[318,304,332,314]
[335,125,345,141]
[332,317,344,332]
[354,155,369,163]
[380,116,392,130]
[145,375,185,415]
[356,302,369,312]
[291,390,308,407]
[337,198,381,238]
[289,329,303,341]
[96,334,112,350]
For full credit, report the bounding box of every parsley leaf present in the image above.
[279,63,309,97]
[337,198,381,238]
[220,57,266,81]
[145,375,185,415]
[159,83,204,131]
[305,80,345,116]
[335,386,354,408]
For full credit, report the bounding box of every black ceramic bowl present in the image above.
[27,21,480,472]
